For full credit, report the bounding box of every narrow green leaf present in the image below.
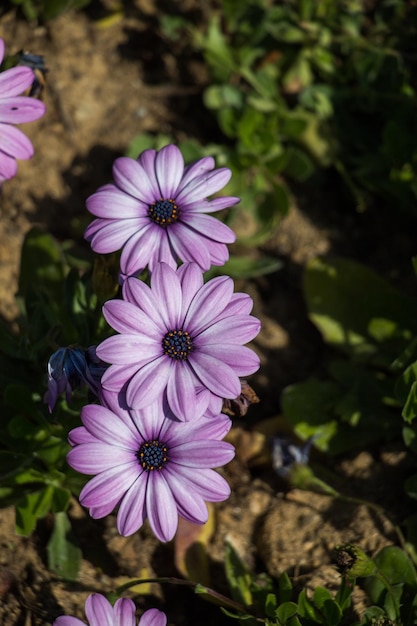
[47,511,82,580]
[224,541,253,607]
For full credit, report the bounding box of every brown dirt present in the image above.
[0,4,413,626]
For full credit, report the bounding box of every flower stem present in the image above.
[115,577,260,618]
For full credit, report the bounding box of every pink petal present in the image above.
[146,471,178,542]
[184,212,236,243]
[139,609,167,626]
[103,299,161,337]
[0,66,34,97]
[126,356,172,408]
[68,426,96,446]
[0,151,17,182]
[165,469,208,523]
[166,362,199,421]
[0,96,45,123]
[176,262,204,319]
[54,618,86,626]
[68,444,135,473]
[167,412,232,444]
[195,315,261,345]
[79,464,139,511]
[114,598,137,626]
[87,218,143,252]
[171,440,235,468]
[221,293,253,317]
[184,276,234,333]
[81,404,138,448]
[97,334,161,366]
[113,156,155,202]
[85,594,114,626]
[0,123,33,158]
[119,224,160,277]
[180,157,215,188]
[184,196,240,213]
[117,474,148,536]
[151,262,182,329]
[123,276,166,330]
[155,145,184,198]
[137,149,161,197]
[175,168,232,204]
[86,187,145,218]
[167,223,211,270]
[100,362,145,391]
[197,344,260,376]
[188,351,241,398]
[130,400,165,441]
[170,465,231,501]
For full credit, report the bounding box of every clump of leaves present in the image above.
[7,0,91,21]
[219,541,417,625]
[160,0,417,233]
[0,228,113,578]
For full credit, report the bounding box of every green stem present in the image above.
[115,577,259,618]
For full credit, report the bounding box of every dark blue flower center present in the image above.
[137,440,168,471]
[148,198,179,227]
[163,329,193,360]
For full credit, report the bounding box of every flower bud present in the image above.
[334,544,376,578]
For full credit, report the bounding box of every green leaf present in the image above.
[313,587,342,624]
[403,426,417,454]
[267,21,305,43]
[15,486,54,535]
[265,592,277,617]
[47,511,82,580]
[51,486,72,513]
[204,84,243,110]
[402,381,417,423]
[278,572,293,604]
[18,228,65,301]
[395,361,417,404]
[304,257,417,359]
[366,546,417,607]
[283,147,314,182]
[276,602,298,624]
[282,379,340,451]
[297,589,321,622]
[224,541,253,607]
[200,16,236,80]
[405,474,417,500]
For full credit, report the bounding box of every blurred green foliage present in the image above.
[159,0,417,242]
[282,256,417,453]
[8,0,91,21]
[0,228,112,577]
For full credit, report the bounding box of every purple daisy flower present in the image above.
[84,144,238,278]
[0,38,46,184]
[97,262,260,421]
[67,391,235,542]
[53,593,166,626]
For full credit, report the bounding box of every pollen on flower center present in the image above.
[148,198,179,227]
[162,329,193,360]
[137,440,168,471]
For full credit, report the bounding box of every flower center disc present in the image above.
[138,440,168,471]
[148,199,179,227]
[163,329,193,360]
